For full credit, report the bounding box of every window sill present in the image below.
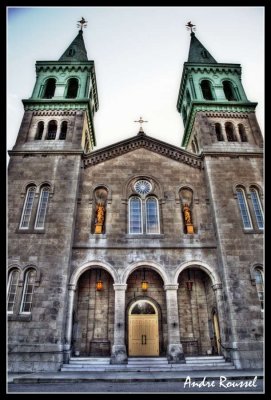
[125,234,165,239]
[243,229,263,234]
[8,314,32,321]
[16,228,45,234]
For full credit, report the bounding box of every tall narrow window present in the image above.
[66,78,79,98]
[215,123,224,141]
[7,269,20,313]
[35,121,44,140]
[20,269,36,313]
[46,120,57,140]
[200,80,214,100]
[129,196,142,234]
[238,124,248,142]
[223,80,237,101]
[35,187,50,229]
[254,268,264,310]
[250,188,264,229]
[146,197,160,234]
[20,186,36,229]
[59,121,67,140]
[43,78,56,99]
[225,122,237,142]
[236,188,252,229]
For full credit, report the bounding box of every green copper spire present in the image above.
[187,32,217,63]
[59,29,88,62]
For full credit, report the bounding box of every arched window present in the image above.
[225,122,237,142]
[20,269,36,314]
[254,268,264,310]
[129,196,142,234]
[200,80,214,100]
[238,124,248,142]
[236,187,252,229]
[35,121,44,140]
[146,197,160,234]
[20,186,36,229]
[46,120,57,140]
[182,106,187,125]
[59,121,67,140]
[186,90,191,107]
[35,187,50,229]
[223,80,237,101]
[43,78,56,99]
[66,78,79,99]
[7,269,20,313]
[250,187,264,230]
[215,123,224,141]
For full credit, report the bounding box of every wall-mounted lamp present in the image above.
[96,269,103,291]
[141,268,148,291]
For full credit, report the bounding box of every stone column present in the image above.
[212,283,241,368]
[63,283,76,363]
[110,284,128,364]
[164,284,185,363]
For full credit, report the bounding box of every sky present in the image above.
[7,6,264,153]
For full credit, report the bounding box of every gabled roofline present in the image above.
[83,132,203,170]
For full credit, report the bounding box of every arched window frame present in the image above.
[42,78,56,99]
[145,196,160,234]
[59,121,68,140]
[65,78,79,99]
[222,80,238,101]
[19,185,36,229]
[46,120,57,140]
[215,123,224,141]
[200,79,215,100]
[249,187,264,230]
[253,267,264,311]
[19,269,37,314]
[225,122,237,142]
[7,269,20,314]
[34,186,50,229]
[129,196,143,234]
[35,121,44,140]
[236,187,253,230]
[238,124,248,142]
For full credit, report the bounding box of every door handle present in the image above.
[144,335,147,345]
[141,335,144,345]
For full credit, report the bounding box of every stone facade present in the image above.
[7,28,263,372]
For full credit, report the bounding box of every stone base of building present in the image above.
[110,345,128,364]
[167,344,185,363]
[230,341,263,369]
[8,351,63,372]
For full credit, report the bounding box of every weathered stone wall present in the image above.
[8,153,81,372]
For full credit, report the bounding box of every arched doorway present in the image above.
[71,268,114,356]
[128,300,159,356]
[177,268,221,356]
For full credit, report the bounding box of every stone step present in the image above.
[186,360,226,364]
[61,364,235,372]
[70,357,110,362]
[185,356,224,361]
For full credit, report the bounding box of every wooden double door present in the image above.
[129,314,159,356]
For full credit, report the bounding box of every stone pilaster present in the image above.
[110,284,128,364]
[63,284,76,363]
[164,284,185,363]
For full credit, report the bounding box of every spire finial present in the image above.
[77,17,88,31]
[186,21,196,35]
[134,116,148,133]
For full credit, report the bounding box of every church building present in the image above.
[8,20,264,372]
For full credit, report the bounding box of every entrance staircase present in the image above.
[61,356,235,372]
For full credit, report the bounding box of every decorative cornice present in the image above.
[8,150,83,156]
[181,102,258,148]
[32,110,77,116]
[83,134,203,170]
[35,61,93,73]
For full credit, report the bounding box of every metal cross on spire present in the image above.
[134,116,148,132]
[77,17,88,31]
[186,21,196,33]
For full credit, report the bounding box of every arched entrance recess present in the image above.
[128,299,159,356]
